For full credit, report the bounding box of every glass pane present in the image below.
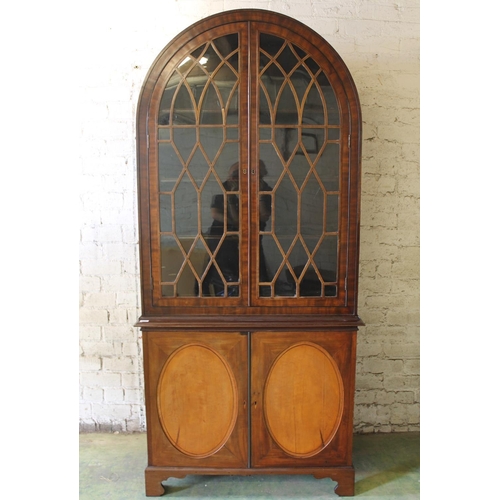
[317,72,340,125]
[315,235,338,282]
[200,83,223,124]
[258,143,284,182]
[276,83,298,125]
[260,33,285,58]
[227,127,239,139]
[172,126,196,162]
[304,56,320,75]
[298,264,322,297]
[161,235,182,283]
[200,159,240,297]
[201,43,223,74]
[177,265,198,297]
[288,153,310,188]
[203,233,240,297]
[275,234,295,256]
[201,173,223,233]
[159,195,172,232]
[301,176,324,241]
[159,143,183,192]
[177,47,203,75]
[259,193,272,232]
[226,87,239,125]
[258,34,341,300]
[159,72,181,125]
[315,143,340,191]
[213,68,238,106]
[275,127,298,163]
[302,83,324,125]
[214,143,239,184]
[260,127,272,141]
[259,85,272,125]
[274,175,298,237]
[213,34,237,58]
[302,128,324,158]
[291,65,312,104]
[199,127,224,162]
[292,44,306,59]
[158,128,170,141]
[326,195,339,233]
[276,44,298,74]
[187,148,209,188]
[157,34,240,300]
[174,174,198,237]
[288,240,309,277]
[328,127,340,141]
[173,84,196,125]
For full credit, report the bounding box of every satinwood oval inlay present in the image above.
[157,343,238,458]
[264,342,344,457]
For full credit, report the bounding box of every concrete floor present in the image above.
[80,432,419,499]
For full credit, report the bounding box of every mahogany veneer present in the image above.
[136,9,362,496]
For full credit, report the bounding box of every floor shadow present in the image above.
[355,459,419,495]
[161,475,217,495]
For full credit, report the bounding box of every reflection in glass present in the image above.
[174,174,198,237]
[302,83,324,125]
[173,84,196,125]
[157,30,342,301]
[202,162,240,297]
[326,195,339,233]
[258,33,340,298]
[276,84,298,124]
[315,143,340,192]
[200,127,224,162]
[173,126,196,161]
[290,65,311,103]
[276,44,298,74]
[288,153,310,188]
[159,143,183,193]
[158,35,240,298]
[274,176,298,236]
[187,148,209,188]
[159,195,172,232]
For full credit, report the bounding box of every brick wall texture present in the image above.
[79,0,419,433]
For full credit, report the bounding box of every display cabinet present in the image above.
[136,9,362,496]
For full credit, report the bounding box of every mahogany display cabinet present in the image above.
[135,9,363,496]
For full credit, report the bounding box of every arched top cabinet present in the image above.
[136,8,362,322]
[136,10,363,497]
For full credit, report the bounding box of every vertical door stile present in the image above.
[238,22,251,307]
[248,22,260,305]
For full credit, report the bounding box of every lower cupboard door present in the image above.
[144,331,248,467]
[250,331,356,468]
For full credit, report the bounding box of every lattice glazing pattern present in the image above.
[257,33,341,298]
[156,31,341,301]
[157,34,241,298]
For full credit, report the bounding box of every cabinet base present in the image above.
[145,466,355,496]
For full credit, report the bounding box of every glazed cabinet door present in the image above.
[143,331,249,467]
[145,24,250,307]
[250,25,350,308]
[250,331,356,467]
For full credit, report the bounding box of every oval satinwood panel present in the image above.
[157,343,238,458]
[264,342,344,458]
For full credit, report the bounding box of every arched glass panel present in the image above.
[158,35,241,298]
[257,33,340,298]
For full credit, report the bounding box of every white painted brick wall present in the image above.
[79,0,419,433]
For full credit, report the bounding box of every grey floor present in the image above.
[80,432,419,499]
